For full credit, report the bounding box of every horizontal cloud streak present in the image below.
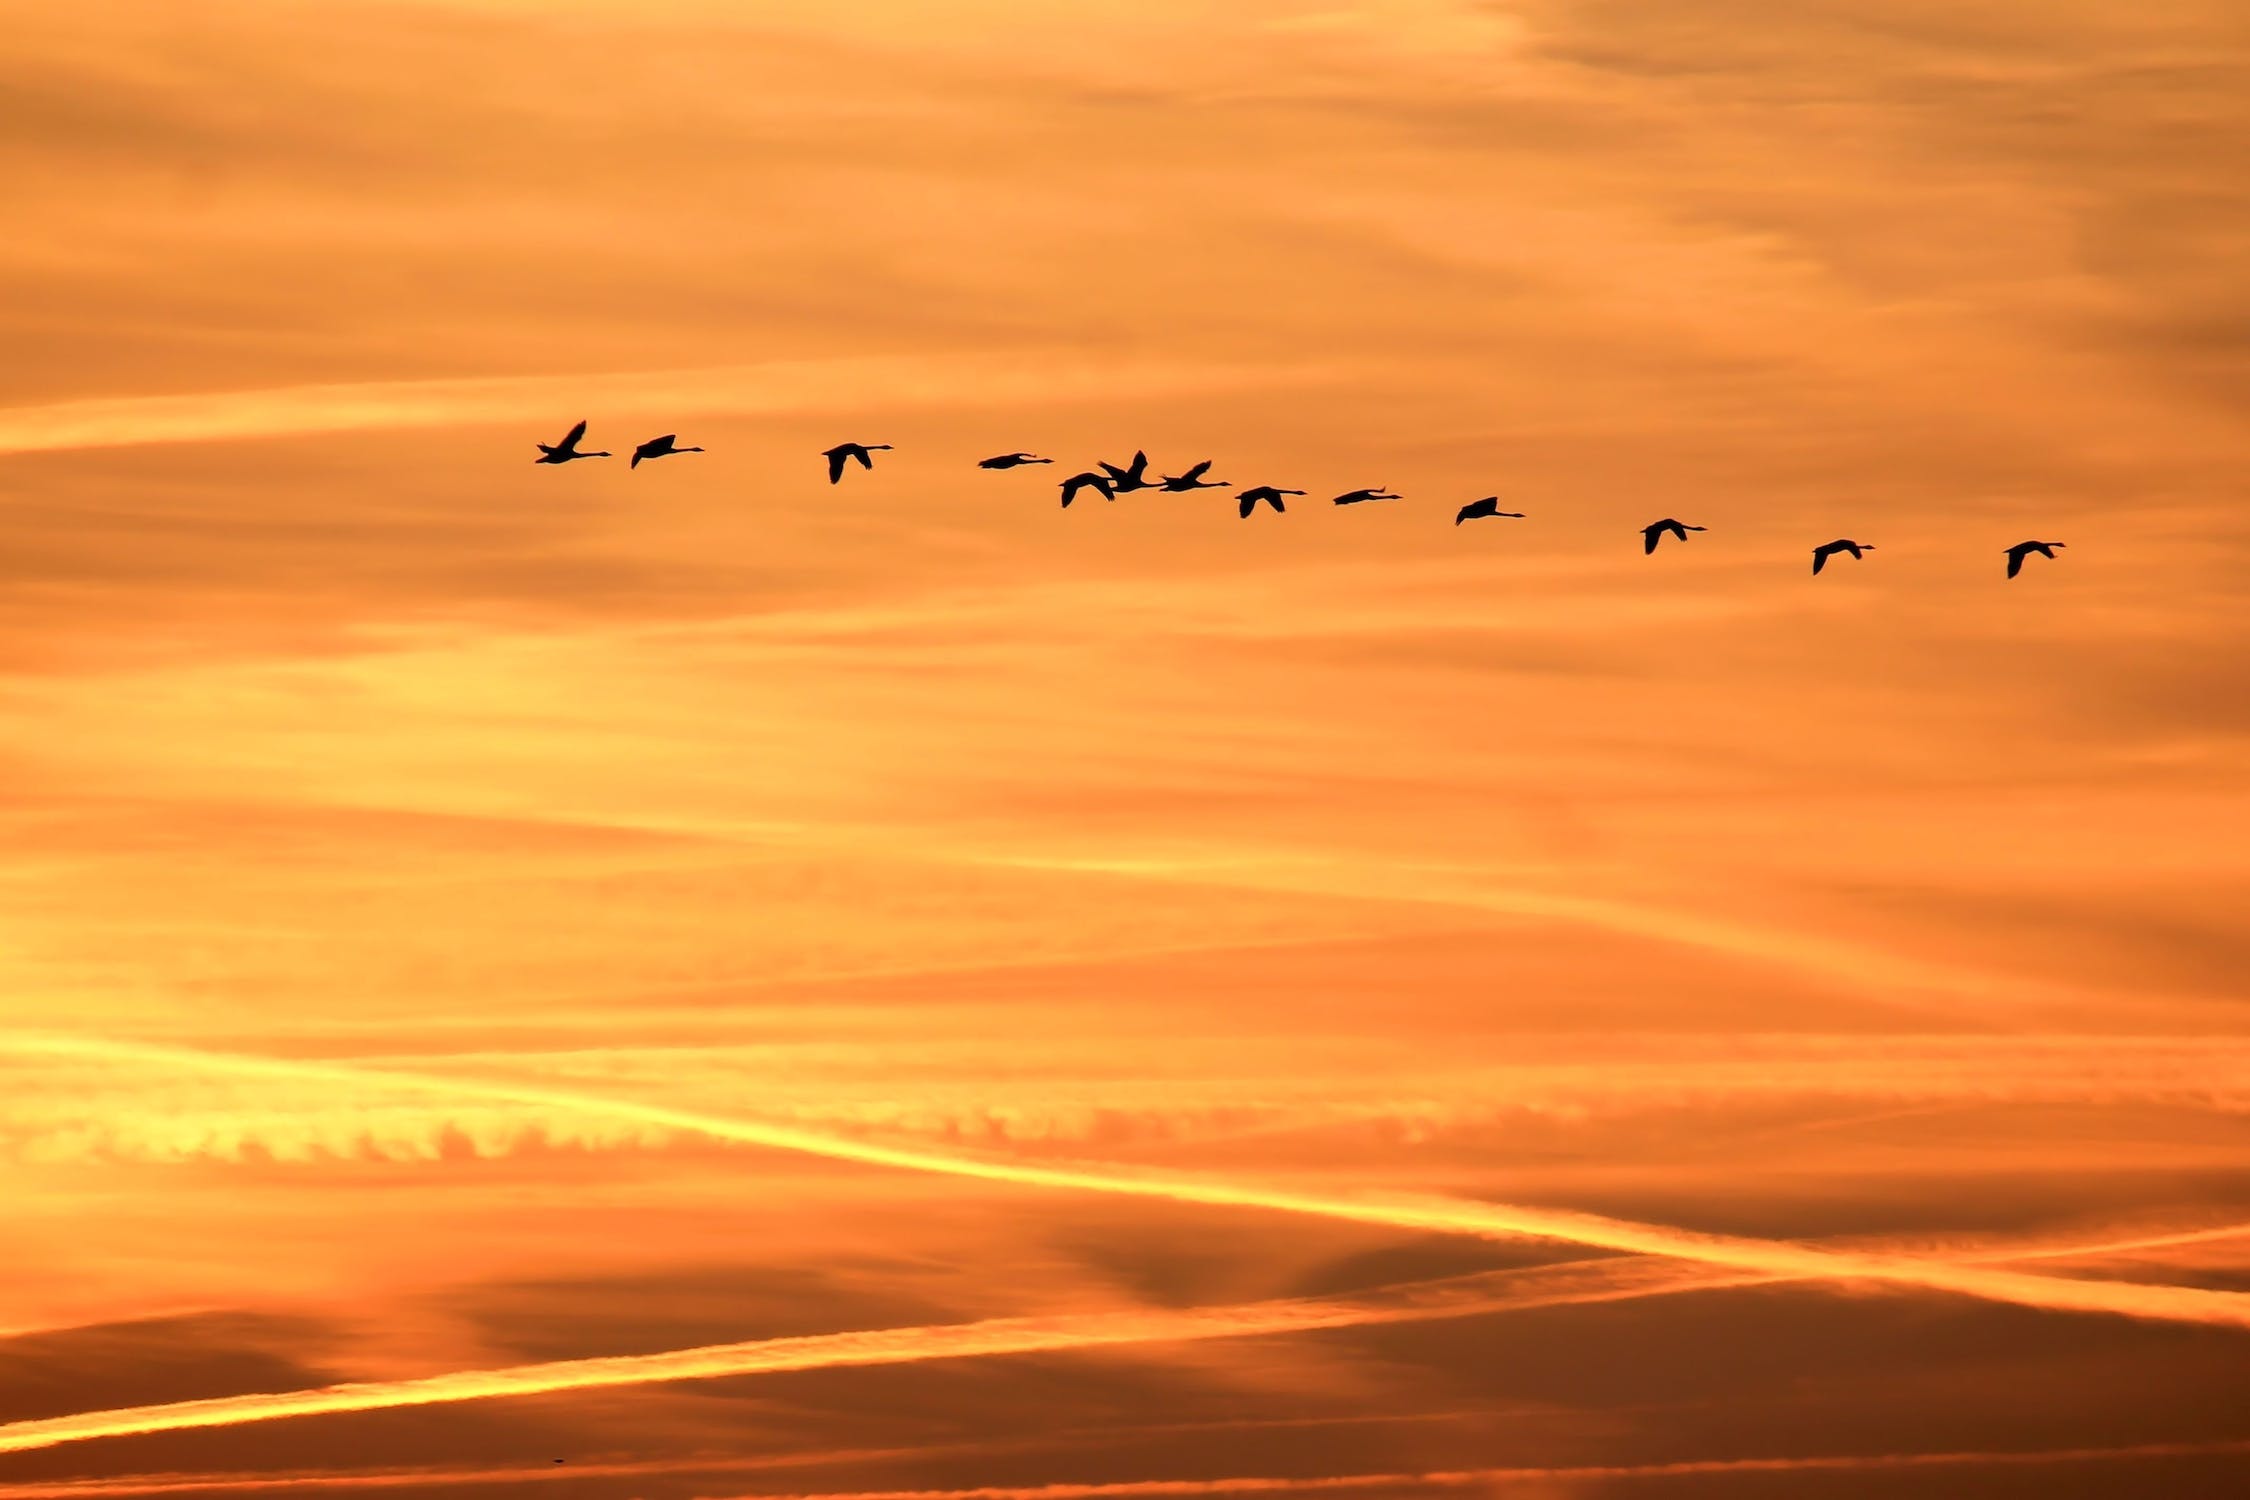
[7,1034,2249,1333]
[698,1439,2250,1497]
[0,354,1341,458]
[10,1436,2250,1500]
[10,1032,2242,1167]
[696,1438,2250,1497]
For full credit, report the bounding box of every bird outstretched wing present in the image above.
[1060,472,1112,508]
[826,448,848,484]
[562,420,587,448]
[1099,451,1145,484]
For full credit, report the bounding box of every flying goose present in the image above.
[1811,538,1874,575]
[1237,485,1301,518]
[823,442,891,484]
[1099,451,1156,493]
[534,420,608,464]
[1642,518,1705,554]
[630,433,703,469]
[1159,460,1229,493]
[2004,540,2065,578]
[1456,497,1525,526]
[1059,471,1115,508]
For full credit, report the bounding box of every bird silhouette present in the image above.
[534,420,608,464]
[1237,485,1300,518]
[823,442,891,484]
[1099,451,1156,493]
[1058,471,1115,508]
[1811,539,1874,575]
[1455,497,1525,526]
[629,433,703,469]
[1642,518,1706,554]
[2005,540,2065,578]
[979,452,1052,470]
[1332,487,1401,506]
[1160,460,1229,493]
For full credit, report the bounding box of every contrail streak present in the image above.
[0,355,1337,459]
[0,1258,1757,1456]
[0,1415,1483,1498]
[690,1439,2250,1496]
[0,1220,2239,1459]
[7,1440,2245,1498]
[9,1033,2248,1332]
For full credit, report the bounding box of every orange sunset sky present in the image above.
[2,1,2248,1496]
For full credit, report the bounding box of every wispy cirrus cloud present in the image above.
[7,1,2250,1491]
[8,1033,2247,1167]
[9,1437,2250,1500]
[8,1035,2247,1332]
[4,1213,2245,1459]
[0,354,1342,459]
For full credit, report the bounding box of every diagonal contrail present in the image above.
[0,1216,2239,1459]
[9,1033,2248,1332]
[0,1258,1754,1456]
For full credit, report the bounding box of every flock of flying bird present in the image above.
[533,421,2070,578]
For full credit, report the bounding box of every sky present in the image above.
[1,0,2248,1495]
